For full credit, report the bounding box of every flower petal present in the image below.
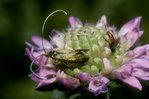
[25,48,44,64]
[123,76,142,90]
[119,17,143,50]
[96,15,107,29]
[112,65,142,90]
[140,55,149,60]
[50,29,64,49]
[25,42,40,51]
[32,35,52,50]
[112,53,149,91]
[31,66,57,91]
[77,72,91,83]
[131,58,149,68]
[125,44,149,59]
[133,67,149,80]
[60,77,80,90]
[119,17,142,36]
[68,16,83,29]
[88,74,109,95]
[103,58,112,75]
[36,77,57,91]
[145,45,149,56]
[112,64,133,79]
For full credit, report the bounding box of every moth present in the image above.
[47,49,89,68]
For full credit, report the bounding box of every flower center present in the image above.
[93,77,103,86]
[62,26,123,76]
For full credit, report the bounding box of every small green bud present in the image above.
[90,65,98,75]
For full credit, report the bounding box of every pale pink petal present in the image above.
[123,76,142,90]
[68,16,83,29]
[111,64,133,79]
[96,15,107,29]
[36,77,57,90]
[60,77,80,90]
[38,69,56,77]
[25,48,42,64]
[103,58,112,75]
[32,35,52,49]
[38,55,48,69]
[50,30,64,49]
[131,58,149,68]
[145,45,149,56]
[119,17,143,49]
[119,17,142,36]
[112,66,142,91]
[31,67,57,91]
[125,44,148,58]
[77,72,91,83]
[133,68,149,80]
[140,55,149,60]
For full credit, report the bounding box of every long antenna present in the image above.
[30,55,47,80]
[29,10,67,78]
[41,10,67,54]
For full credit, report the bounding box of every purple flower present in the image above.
[68,16,83,29]
[118,17,143,50]
[29,55,57,90]
[25,33,64,90]
[112,44,149,90]
[56,70,80,90]
[60,77,80,90]
[25,14,149,96]
[112,64,142,90]
[25,36,52,65]
[110,16,149,91]
[88,74,109,96]
[77,72,91,83]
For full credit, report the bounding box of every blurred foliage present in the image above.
[1,0,149,99]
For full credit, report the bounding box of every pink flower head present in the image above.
[25,14,149,97]
[88,74,109,96]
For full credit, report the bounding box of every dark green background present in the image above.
[1,0,149,99]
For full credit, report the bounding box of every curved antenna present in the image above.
[29,10,67,79]
[41,10,67,54]
[30,55,47,80]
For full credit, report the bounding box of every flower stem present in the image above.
[106,90,110,99]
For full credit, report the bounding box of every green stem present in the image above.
[106,90,110,99]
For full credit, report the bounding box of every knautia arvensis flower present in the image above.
[25,11,149,96]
